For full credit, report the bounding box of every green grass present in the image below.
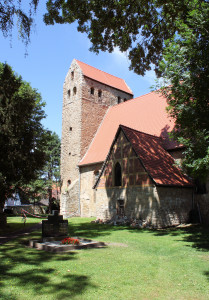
[1,217,209,299]
[0,216,44,234]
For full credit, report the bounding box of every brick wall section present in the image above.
[80,76,132,157]
[97,131,152,189]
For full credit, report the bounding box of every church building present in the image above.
[60,59,208,227]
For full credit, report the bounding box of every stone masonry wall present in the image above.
[95,185,193,227]
[60,60,83,216]
[80,163,103,217]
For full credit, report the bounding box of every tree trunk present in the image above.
[48,187,52,214]
[0,187,7,227]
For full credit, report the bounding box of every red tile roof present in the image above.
[75,60,133,95]
[121,125,192,187]
[79,91,179,166]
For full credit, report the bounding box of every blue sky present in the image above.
[0,2,157,138]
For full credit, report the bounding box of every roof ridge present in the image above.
[110,91,157,109]
[75,59,128,82]
[120,124,162,140]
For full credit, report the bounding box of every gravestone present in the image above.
[42,210,68,238]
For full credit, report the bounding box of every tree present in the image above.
[0,0,39,45]
[0,62,47,225]
[158,4,209,181]
[44,0,208,76]
[21,131,61,213]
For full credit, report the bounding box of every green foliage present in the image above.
[43,0,206,76]
[0,62,47,211]
[20,131,61,210]
[158,2,209,180]
[0,0,39,45]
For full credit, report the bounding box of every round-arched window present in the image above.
[73,86,77,95]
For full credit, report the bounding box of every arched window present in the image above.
[90,87,94,95]
[114,162,122,186]
[118,96,121,104]
[67,89,71,97]
[98,90,102,97]
[73,86,77,95]
[71,71,74,80]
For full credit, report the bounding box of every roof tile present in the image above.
[121,125,192,187]
[79,91,179,166]
[76,59,133,95]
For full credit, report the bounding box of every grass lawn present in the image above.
[0,216,44,235]
[0,217,209,300]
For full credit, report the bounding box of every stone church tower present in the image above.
[60,59,133,217]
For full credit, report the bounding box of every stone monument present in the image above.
[42,210,68,239]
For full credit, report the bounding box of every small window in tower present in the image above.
[118,96,121,104]
[69,127,72,131]
[98,90,102,97]
[90,87,94,95]
[73,86,77,95]
[71,71,74,80]
[124,98,127,102]
[67,179,71,186]
[67,89,71,97]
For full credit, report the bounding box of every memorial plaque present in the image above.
[42,210,68,238]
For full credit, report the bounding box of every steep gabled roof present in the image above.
[75,59,133,95]
[120,125,192,187]
[79,91,179,166]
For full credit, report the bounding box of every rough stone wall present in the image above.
[81,77,132,157]
[80,163,103,217]
[95,186,193,227]
[94,130,193,227]
[60,60,83,216]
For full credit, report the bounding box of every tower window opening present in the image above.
[114,162,122,186]
[73,86,77,95]
[98,90,102,97]
[67,89,71,97]
[90,87,94,95]
[118,96,121,104]
[71,71,74,80]
[69,127,72,131]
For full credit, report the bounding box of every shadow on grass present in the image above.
[68,220,209,253]
[0,235,96,299]
[149,225,209,252]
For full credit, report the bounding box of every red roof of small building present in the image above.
[121,125,192,187]
[79,91,179,166]
[75,59,133,95]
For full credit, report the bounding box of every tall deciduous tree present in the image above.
[158,4,209,181]
[21,131,61,213]
[0,0,39,45]
[0,62,47,225]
